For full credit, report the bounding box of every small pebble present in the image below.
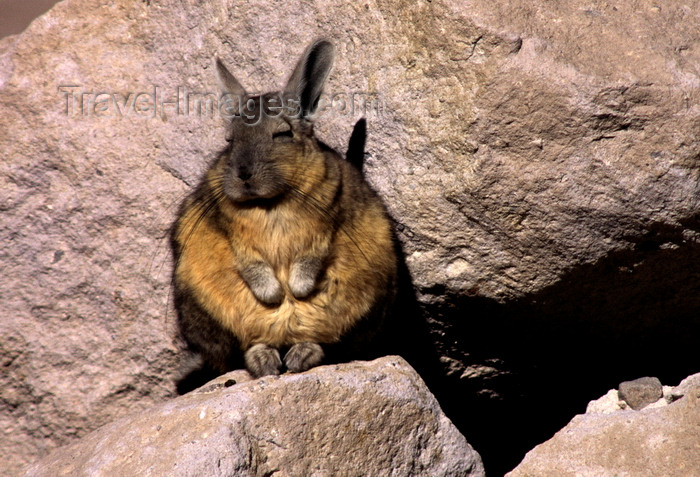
[618,376,663,410]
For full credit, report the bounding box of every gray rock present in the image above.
[23,356,485,477]
[507,374,700,477]
[587,373,700,415]
[618,376,663,410]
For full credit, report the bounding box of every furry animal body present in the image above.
[171,40,397,378]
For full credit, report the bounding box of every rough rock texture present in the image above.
[2,0,699,475]
[587,373,700,415]
[585,388,630,415]
[23,357,485,477]
[507,373,700,477]
[618,376,663,410]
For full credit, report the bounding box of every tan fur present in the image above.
[173,147,395,349]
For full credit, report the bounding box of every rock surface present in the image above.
[618,376,663,410]
[507,373,700,477]
[23,356,485,477]
[1,0,699,475]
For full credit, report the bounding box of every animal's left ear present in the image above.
[215,57,247,97]
[284,39,335,119]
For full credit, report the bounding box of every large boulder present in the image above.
[1,0,698,475]
[23,356,485,477]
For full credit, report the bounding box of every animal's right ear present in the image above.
[215,57,246,97]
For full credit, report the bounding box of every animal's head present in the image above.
[214,39,335,203]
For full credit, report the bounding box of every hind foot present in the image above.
[244,344,282,378]
[284,342,324,373]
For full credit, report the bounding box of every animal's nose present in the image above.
[238,166,252,182]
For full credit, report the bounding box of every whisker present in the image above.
[137,188,195,330]
[284,181,375,267]
[178,184,226,253]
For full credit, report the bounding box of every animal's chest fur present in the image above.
[214,202,344,347]
[230,202,330,272]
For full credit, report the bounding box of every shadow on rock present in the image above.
[417,214,700,476]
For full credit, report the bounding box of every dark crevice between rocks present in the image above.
[393,214,700,476]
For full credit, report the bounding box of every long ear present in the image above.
[215,57,246,97]
[284,39,334,118]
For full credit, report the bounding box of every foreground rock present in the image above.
[2,0,699,474]
[507,373,700,476]
[24,357,485,477]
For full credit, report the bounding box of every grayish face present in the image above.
[221,93,305,202]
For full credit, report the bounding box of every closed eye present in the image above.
[272,129,293,142]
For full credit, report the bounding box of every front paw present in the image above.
[250,278,283,306]
[240,262,283,306]
[289,257,322,299]
[284,342,324,373]
[245,344,282,378]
